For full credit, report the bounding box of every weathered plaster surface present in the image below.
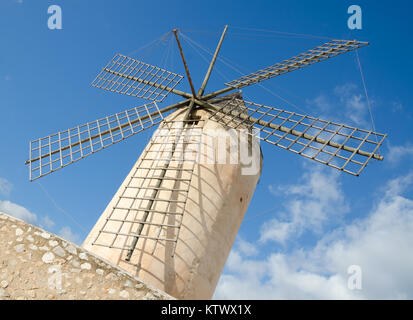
[0,212,173,300]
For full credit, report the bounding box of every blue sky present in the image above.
[1,0,413,299]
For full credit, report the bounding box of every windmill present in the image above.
[25,26,387,299]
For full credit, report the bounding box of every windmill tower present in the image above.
[26,26,387,299]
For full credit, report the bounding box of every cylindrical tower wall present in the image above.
[82,106,262,299]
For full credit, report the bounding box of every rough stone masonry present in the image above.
[0,212,174,300]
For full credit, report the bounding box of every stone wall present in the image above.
[0,212,173,300]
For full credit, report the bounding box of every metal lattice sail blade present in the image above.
[26,102,169,181]
[208,98,387,176]
[224,40,369,89]
[92,120,203,258]
[92,54,184,102]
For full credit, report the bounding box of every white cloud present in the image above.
[0,178,12,197]
[0,177,81,245]
[260,220,292,244]
[215,172,413,299]
[0,177,37,225]
[335,83,370,127]
[311,95,330,113]
[383,172,413,198]
[308,83,373,129]
[262,166,348,244]
[392,102,403,112]
[58,226,81,245]
[0,201,81,246]
[41,216,55,229]
[215,251,354,299]
[237,236,258,257]
[387,142,413,165]
[0,200,37,224]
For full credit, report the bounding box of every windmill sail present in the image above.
[26,102,171,181]
[92,54,184,102]
[91,119,202,258]
[208,97,386,176]
[224,40,369,89]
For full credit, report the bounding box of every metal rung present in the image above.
[125,185,189,192]
[136,166,194,171]
[92,242,171,251]
[105,218,181,228]
[151,137,202,141]
[132,176,192,181]
[149,141,202,145]
[119,196,186,203]
[91,243,129,250]
[139,158,197,162]
[152,131,203,135]
[145,150,199,154]
[98,230,177,242]
[113,207,184,215]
